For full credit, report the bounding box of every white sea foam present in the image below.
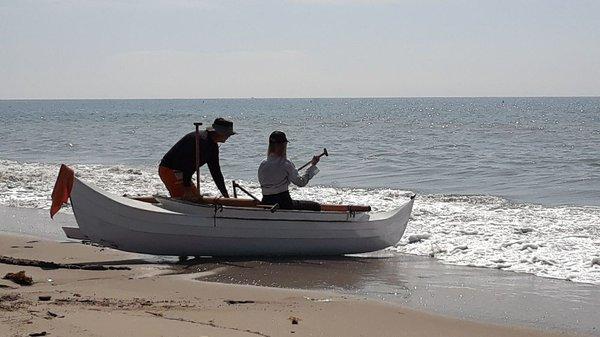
[1,159,599,284]
[394,194,600,284]
[0,159,413,211]
[0,160,167,210]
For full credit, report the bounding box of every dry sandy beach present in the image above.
[0,234,580,337]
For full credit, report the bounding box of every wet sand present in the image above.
[0,233,578,337]
[182,253,600,335]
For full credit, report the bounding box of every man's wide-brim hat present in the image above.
[207,117,236,136]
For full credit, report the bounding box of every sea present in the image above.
[1,97,599,285]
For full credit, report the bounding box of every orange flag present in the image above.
[50,164,74,218]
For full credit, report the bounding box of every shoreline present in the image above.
[0,233,590,337]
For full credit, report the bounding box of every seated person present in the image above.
[258,131,321,211]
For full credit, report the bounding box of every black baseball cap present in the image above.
[269,131,288,144]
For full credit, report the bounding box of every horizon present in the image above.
[2,95,600,101]
[2,0,600,99]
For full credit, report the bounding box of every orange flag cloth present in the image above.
[50,164,74,218]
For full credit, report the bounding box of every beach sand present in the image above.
[0,234,581,337]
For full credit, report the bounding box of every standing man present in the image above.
[159,118,235,199]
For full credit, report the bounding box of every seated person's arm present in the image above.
[286,161,318,187]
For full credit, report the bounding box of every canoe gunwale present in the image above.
[153,195,372,217]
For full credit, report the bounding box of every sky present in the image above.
[1,0,599,99]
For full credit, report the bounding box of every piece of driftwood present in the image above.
[0,256,130,271]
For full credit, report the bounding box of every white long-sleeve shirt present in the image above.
[258,155,319,196]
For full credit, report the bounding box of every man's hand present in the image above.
[311,155,320,166]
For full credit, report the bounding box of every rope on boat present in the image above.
[213,203,223,227]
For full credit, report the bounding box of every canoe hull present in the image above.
[68,178,414,256]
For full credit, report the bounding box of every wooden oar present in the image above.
[298,148,328,171]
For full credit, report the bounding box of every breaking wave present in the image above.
[395,194,600,285]
[0,159,411,212]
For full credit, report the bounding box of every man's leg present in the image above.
[158,166,196,198]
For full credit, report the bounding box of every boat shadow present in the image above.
[175,252,410,292]
[61,250,412,295]
[180,254,387,269]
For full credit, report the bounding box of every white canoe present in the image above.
[62,177,414,256]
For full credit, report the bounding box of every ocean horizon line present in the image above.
[2,95,600,101]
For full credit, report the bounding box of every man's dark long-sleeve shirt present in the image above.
[160,131,229,197]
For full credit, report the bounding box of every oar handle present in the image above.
[298,148,328,171]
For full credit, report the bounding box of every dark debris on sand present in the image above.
[225,300,256,305]
[0,293,21,302]
[0,255,130,271]
[3,270,33,286]
[29,332,48,337]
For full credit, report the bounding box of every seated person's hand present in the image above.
[311,155,320,166]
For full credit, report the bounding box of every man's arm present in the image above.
[206,148,229,198]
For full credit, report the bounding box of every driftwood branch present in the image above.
[0,255,130,271]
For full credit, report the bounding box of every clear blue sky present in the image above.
[1,0,599,98]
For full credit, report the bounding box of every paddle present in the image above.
[194,122,202,195]
[298,148,328,171]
